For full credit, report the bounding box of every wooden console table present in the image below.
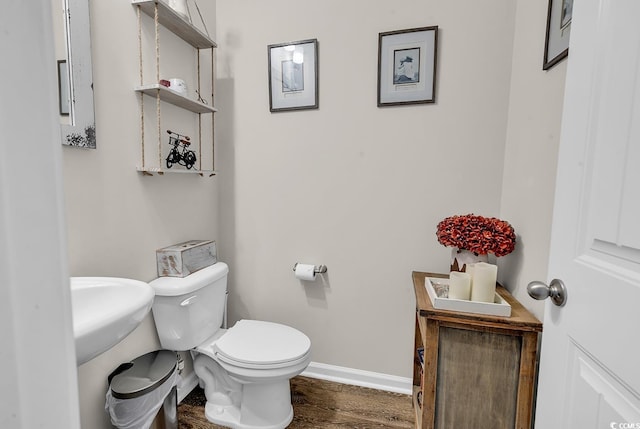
[412,271,542,429]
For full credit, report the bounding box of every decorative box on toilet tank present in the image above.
[156,240,217,277]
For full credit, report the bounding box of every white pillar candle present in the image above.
[466,263,476,280]
[448,271,471,300]
[466,263,476,297]
[470,262,498,303]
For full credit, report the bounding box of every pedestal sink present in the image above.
[70,277,154,365]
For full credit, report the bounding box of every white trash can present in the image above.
[105,350,178,429]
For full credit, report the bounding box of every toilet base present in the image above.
[204,379,294,429]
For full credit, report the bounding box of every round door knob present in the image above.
[527,279,567,307]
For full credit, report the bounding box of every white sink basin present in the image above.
[70,277,154,365]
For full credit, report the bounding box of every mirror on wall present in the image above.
[54,0,96,148]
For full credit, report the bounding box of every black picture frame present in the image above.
[268,39,319,112]
[377,26,438,107]
[543,0,572,70]
[57,59,70,116]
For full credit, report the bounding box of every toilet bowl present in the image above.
[193,320,311,428]
[149,262,311,429]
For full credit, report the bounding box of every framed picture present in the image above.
[57,59,70,116]
[543,0,572,70]
[377,26,438,107]
[268,39,318,112]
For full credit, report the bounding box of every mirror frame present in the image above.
[61,0,96,148]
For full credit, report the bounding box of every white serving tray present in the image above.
[425,277,511,317]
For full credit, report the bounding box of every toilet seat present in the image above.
[211,320,311,369]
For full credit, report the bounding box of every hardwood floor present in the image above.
[178,376,415,428]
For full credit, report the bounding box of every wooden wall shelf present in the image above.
[132,0,216,49]
[135,85,217,114]
[133,0,217,175]
[136,166,216,176]
[412,271,542,429]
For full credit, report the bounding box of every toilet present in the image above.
[149,262,311,429]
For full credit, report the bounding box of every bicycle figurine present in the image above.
[166,130,197,170]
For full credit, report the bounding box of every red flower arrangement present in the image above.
[436,214,516,257]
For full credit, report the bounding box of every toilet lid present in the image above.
[213,320,311,366]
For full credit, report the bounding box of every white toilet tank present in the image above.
[149,262,228,351]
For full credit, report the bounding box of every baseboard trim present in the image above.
[177,361,413,402]
[301,362,412,395]
[177,371,199,404]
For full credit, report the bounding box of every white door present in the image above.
[533,0,640,427]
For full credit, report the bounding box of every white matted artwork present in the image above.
[377,26,438,107]
[543,0,572,70]
[268,39,318,112]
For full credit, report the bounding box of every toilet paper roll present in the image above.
[295,264,316,281]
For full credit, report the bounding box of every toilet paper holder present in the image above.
[292,263,327,274]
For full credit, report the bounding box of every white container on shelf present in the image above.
[167,0,189,21]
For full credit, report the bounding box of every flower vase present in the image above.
[450,247,488,272]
